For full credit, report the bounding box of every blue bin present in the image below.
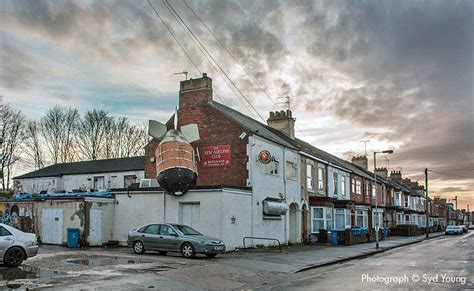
[331,231,338,245]
[67,228,80,248]
[352,227,361,235]
[384,228,390,237]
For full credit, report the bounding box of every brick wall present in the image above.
[145,75,249,188]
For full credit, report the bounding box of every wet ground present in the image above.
[0,233,470,290]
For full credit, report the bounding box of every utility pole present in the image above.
[468,204,470,225]
[425,168,429,238]
[373,149,393,250]
[361,140,370,156]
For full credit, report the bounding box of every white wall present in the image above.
[112,188,252,250]
[247,135,301,245]
[16,170,144,194]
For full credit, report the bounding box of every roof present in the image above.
[13,191,113,200]
[14,156,145,179]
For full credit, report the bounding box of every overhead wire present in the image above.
[163,0,266,122]
[147,0,226,104]
[182,0,308,137]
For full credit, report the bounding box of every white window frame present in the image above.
[356,210,368,228]
[341,176,346,197]
[93,176,105,190]
[372,210,383,228]
[355,180,361,194]
[311,207,333,232]
[333,174,338,196]
[306,163,313,191]
[317,167,324,192]
[264,158,279,176]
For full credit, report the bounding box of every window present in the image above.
[94,176,105,190]
[333,174,338,196]
[286,161,297,180]
[159,225,177,236]
[366,183,370,196]
[306,164,313,191]
[355,180,361,194]
[351,179,355,193]
[356,210,368,228]
[405,214,410,224]
[396,213,404,225]
[0,226,12,237]
[318,167,324,192]
[144,224,160,234]
[394,192,401,207]
[124,175,137,188]
[311,207,333,232]
[334,209,349,230]
[372,211,383,228]
[341,176,346,196]
[405,195,410,208]
[372,185,376,198]
[264,159,279,175]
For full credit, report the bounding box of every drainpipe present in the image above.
[283,148,287,243]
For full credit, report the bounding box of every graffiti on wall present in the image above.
[0,203,35,233]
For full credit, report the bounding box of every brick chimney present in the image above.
[375,167,388,178]
[179,73,213,108]
[351,156,368,171]
[390,170,402,181]
[267,110,295,139]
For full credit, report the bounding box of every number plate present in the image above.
[214,246,224,251]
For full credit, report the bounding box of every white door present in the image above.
[180,203,200,230]
[89,209,102,246]
[41,208,63,244]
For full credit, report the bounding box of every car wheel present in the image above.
[4,247,25,267]
[158,251,168,256]
[133,241,145,254]
[181,242,195,259]
[205,254,217,258]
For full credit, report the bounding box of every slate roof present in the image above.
[14,156,145,179]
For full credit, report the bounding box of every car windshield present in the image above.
[447,226,456,229]
[171,225,202,235]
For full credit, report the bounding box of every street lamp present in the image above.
[374,150,394,249]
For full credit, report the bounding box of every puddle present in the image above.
[65,257,149,266]
[0,265,61,280]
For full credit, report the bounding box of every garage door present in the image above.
[41,208,63,244]
[179,203,200,231]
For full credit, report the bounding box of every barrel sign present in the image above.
[201,145,231,167]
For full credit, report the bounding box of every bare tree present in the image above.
[77,109,113,160]
[24,121,44,170]
[1,103,26,190]
[40,106,79,164]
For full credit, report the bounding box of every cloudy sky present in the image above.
[1,0,473,208]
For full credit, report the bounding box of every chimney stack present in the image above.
[267,110,296,139]
[179,73,213,108]
[375,167,388,178]
[390,170,402,181]
[351,156,368,171]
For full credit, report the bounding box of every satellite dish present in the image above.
[148,120,167,140]
[180,123,200,143]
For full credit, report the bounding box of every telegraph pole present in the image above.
[425,168,429,238]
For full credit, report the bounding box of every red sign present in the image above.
[201,145,231,167]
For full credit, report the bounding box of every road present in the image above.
[261,232,473,290]
[0,232,471,290]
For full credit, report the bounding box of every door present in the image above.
[157,224,180,251]
[289,203,298,243]
[0,226,14,258]
[179,203,200,230]
[41,208,63,244]
[89,208,102,246]
[141,224,160,249]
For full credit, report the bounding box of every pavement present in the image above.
[222,231,446,273]
[0,231,455,290]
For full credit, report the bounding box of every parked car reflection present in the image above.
[128,223,225,258]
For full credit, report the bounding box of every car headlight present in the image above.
[201,241,212,245]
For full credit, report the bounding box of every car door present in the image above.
[0,226,14,259]
[141,224,161,250]
[157,224,180,251]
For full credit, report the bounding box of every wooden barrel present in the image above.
[156,141,197,175]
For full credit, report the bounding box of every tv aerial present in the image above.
[174,71,189,80]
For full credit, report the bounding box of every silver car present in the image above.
[127,223,225,258]
[0,223,38,267]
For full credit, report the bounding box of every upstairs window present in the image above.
[341,176,346,196]
[285,161,297,180]
[355,180,362,194]
[318,167,324,192]
[94,176,105,190]
[333,174,338,196]
[306,164,313,191]
[264,159,279,175]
